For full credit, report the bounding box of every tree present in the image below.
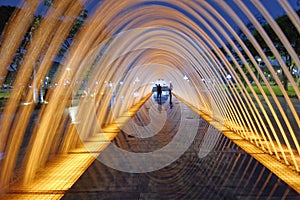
[58,8,88,58]
[0,6,25,86]
[0,2,88,87]
[0,6,17,36]
[252,11,300,90]
[228,11,300,90]
[42,0,88,58]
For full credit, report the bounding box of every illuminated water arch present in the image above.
[0,0,299,191]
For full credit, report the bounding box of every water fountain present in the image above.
[0,0,299,197]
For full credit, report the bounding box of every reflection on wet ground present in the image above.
[63,96,300,200]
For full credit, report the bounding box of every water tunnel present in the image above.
[0,0,299,199]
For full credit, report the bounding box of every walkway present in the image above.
[1,94,299,199]
[63,95,300,199]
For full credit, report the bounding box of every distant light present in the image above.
[226,74,232,79]
[66,67,71,71]
[21,102,32,106]
[256,57,262,62]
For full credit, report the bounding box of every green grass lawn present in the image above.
[0,89,11,98]
[245,85,299,97]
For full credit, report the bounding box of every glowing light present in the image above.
[0,0,299,197]
[226,74,232,79]
[133,92,139,97]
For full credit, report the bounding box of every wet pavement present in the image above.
[63,95,300,200]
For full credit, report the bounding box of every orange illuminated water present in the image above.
[0,0,299,196]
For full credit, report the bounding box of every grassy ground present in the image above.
[0,89,11,98]
[245,84,299,97]
[231,82,299,98]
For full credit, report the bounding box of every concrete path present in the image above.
[63,96,300,200]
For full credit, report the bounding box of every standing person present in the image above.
[169,82,173,91]
[168,88,173,108]
[168,88,172,103]
[157,84,162,99]
[155,84,158,97]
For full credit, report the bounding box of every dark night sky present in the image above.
[0,0,299,15]
[0,0,21,6]
[0,0,299,43]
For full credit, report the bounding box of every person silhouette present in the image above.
[157,84,162,100]
[168,88,173,108]
[168,88,172,103]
